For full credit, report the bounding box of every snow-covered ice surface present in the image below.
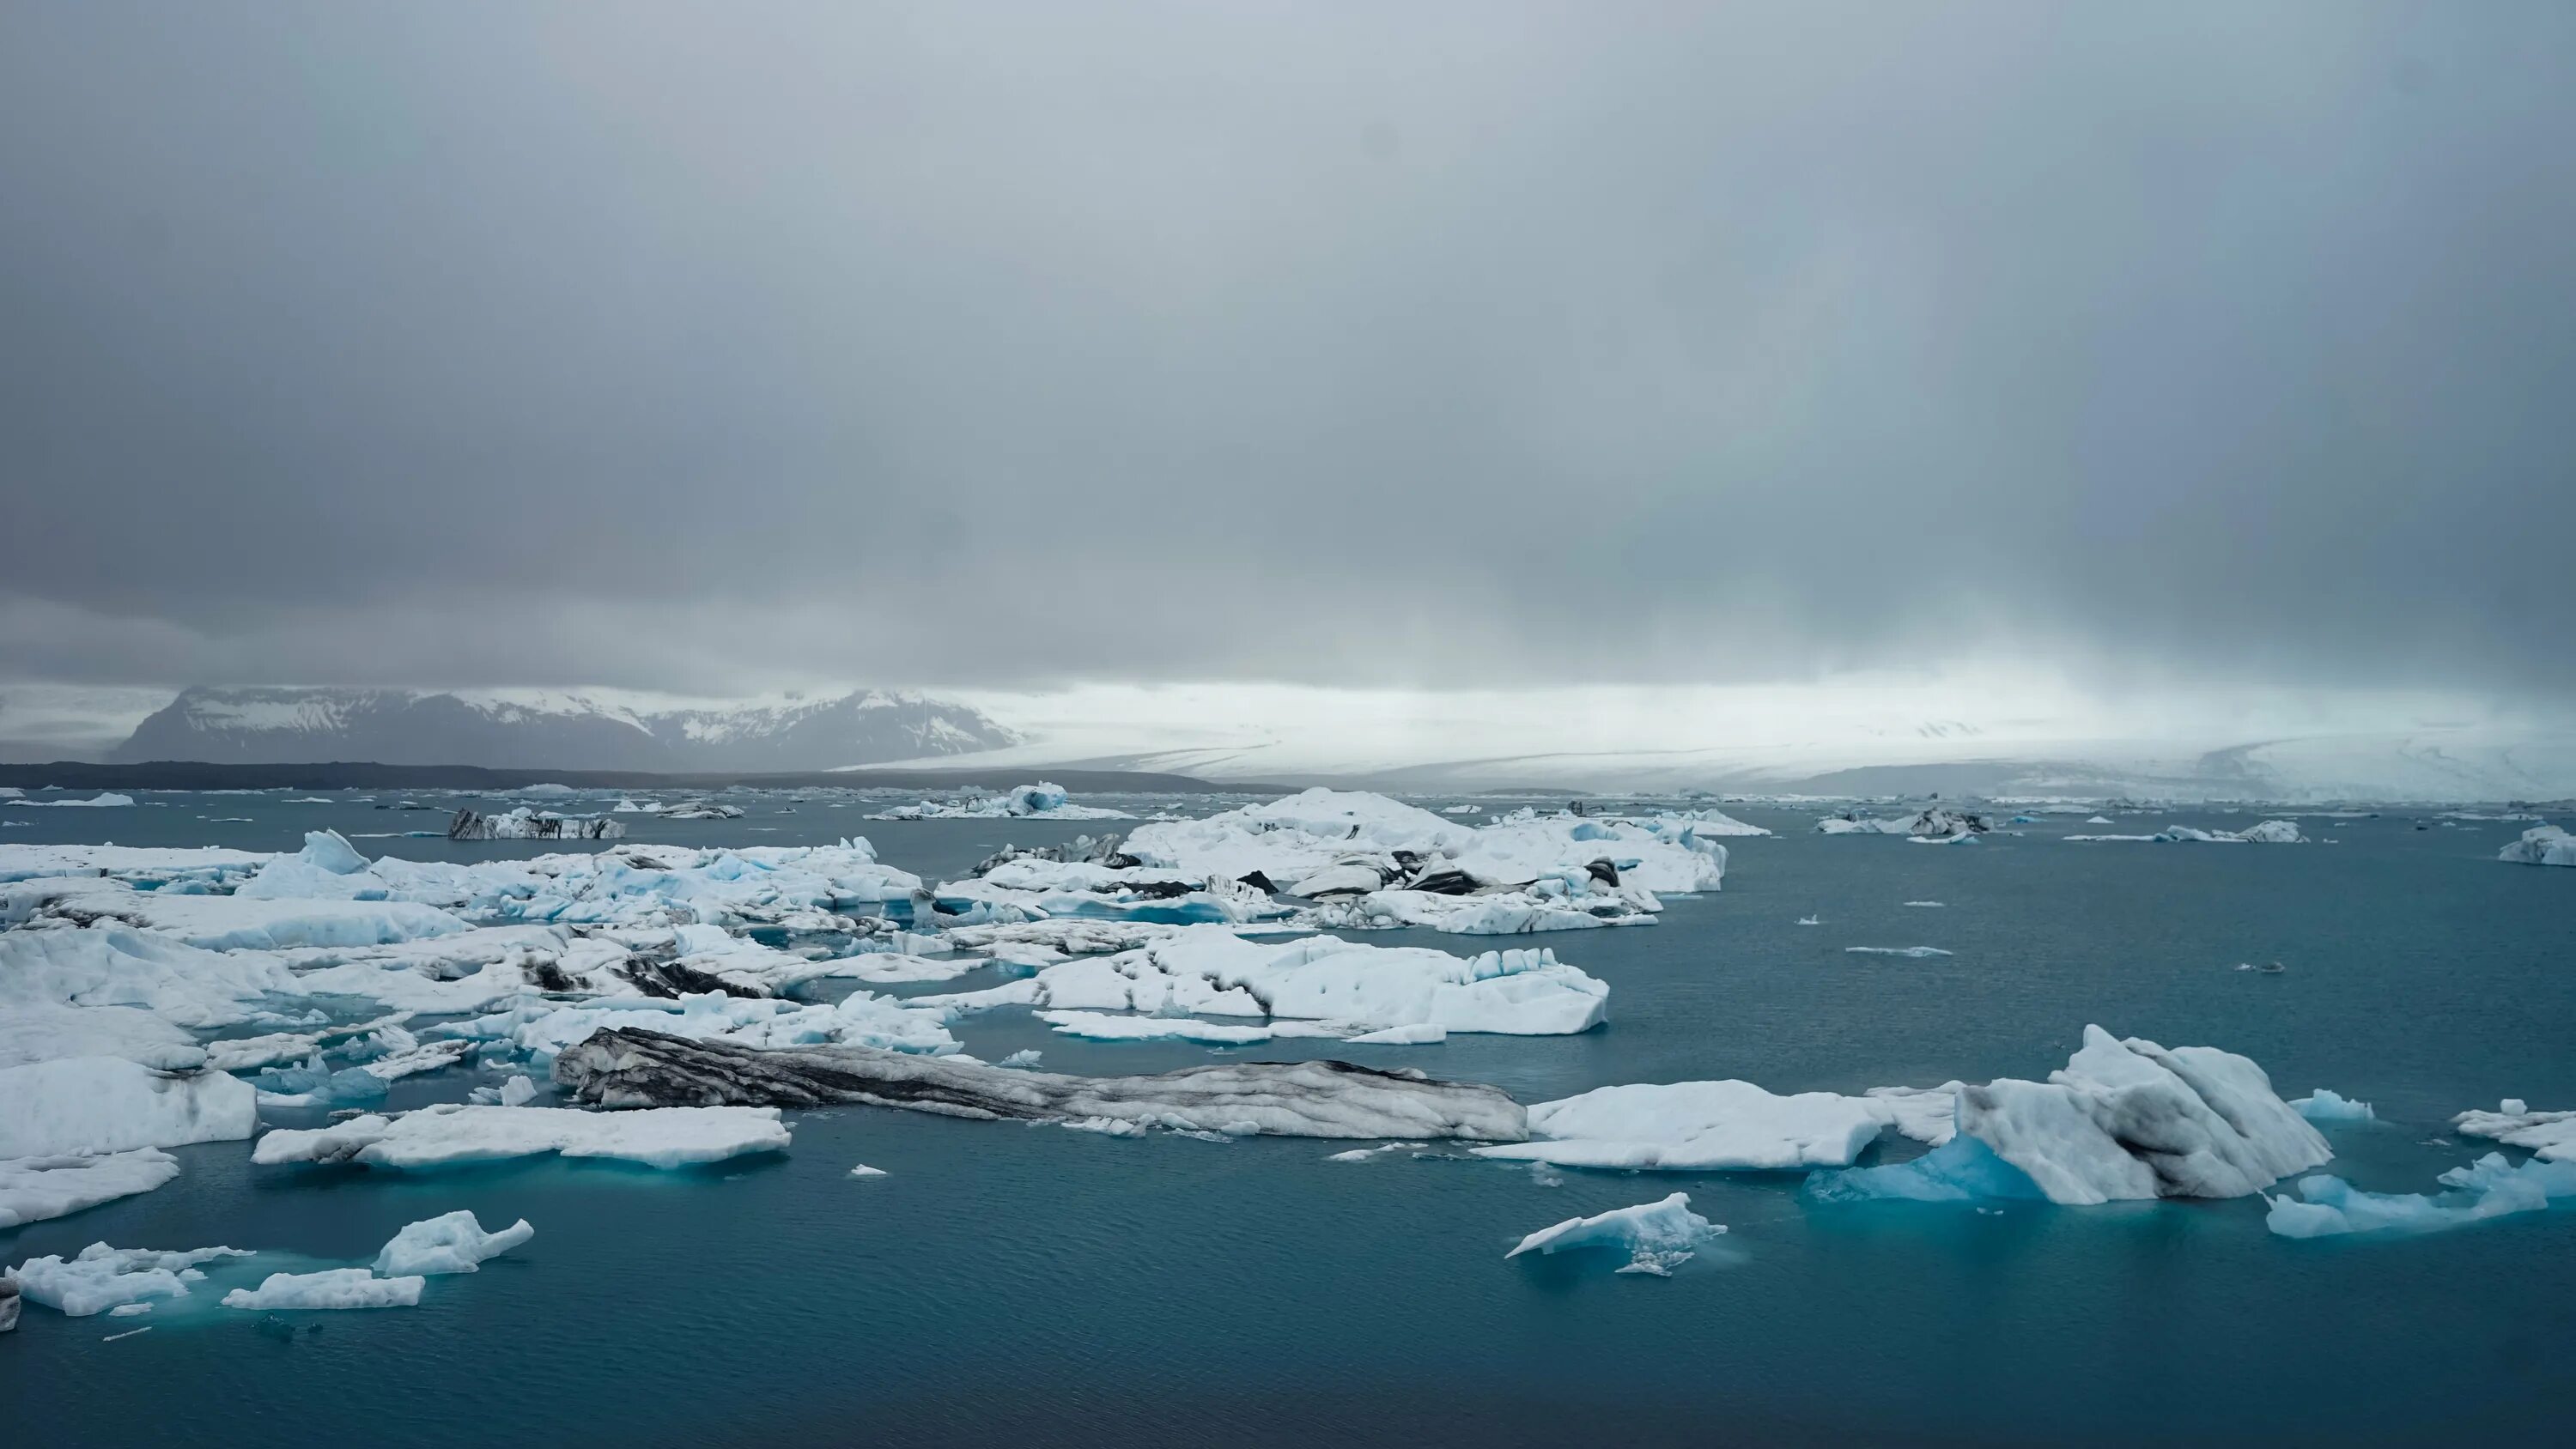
[374,1211,535,1276]
[1473,1080,1887,1171]
[919,924,1608,1036]
[0,1056,257,1158]
[1506,1192,1722,1276]
[0,1149,182,1228]
[252,1103,791,1170]
[221,1269,422,1310]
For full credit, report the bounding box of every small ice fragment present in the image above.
[848,1164,889,1178]
[1795,916,1820,926]
[2291,1089,2376,1123]
[101,1325,152,1342]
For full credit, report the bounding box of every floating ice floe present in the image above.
[1806,1026,2330,1206]
[0,1056,258,1158]
[919,924,1608,1036]
[1033,1010,1339,1046]
[1844,946,1953,958]
[2451,1100,2576,1161]
[2064,821,2306,844]
[3,793,136,809]
[374,1210,535,1276]
[437,983,957,1062]
[251,1102,791,1170]
[2292,1089,2377,1123]
[5,1244,254,1317]
[0,1149,183,1228]
[848,1163,888,1178]
[2498,824,2576,867]
[555,1027,1529,1142]
[2266,1153,2576,1239]
[0,842,270,889]
[1815,807,1990,839]
[1506,1192,1722,1276]
[1473,1080,1894,1171]
[222,1269,423,1310]
[871,781,1133,821]
[659,801,745,821]
[447,808,624,841]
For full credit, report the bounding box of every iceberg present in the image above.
[0,1003,204,1071]
[1473,1080,1887,1171]
[252,1101,791,1169]
[3,792,136,808]
[1506,1192,1722,1276]
[374,1210,536,1276]
[2067,821,2307,844]
[222,1269,423,1310]
[872,782,1133,821]
[1298,882,1659,935]
[2498,824,2576,866]
[0,1056,258,1158]
[1121,789,1473,884]
[2291,1088,2376,1123]
[447,808,625,841]
[0,1148,183,1228]
[2451,1100,2576,1161]
[2266,1153,2576,1239]
[1816,807,1989,839]
[918,925,1609,1036]
[0,924,301,1028]
[5,1243,254,1317]
[848,1163,888,1178]
[1806,1027,2328,1206]
[554,1027,1529,1142]
[1844,946,1953,958]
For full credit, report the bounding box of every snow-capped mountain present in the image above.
[108,687,1018,770]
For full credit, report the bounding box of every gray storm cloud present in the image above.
[3,2,2571,698]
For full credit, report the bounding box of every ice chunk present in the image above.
[920,925,1608,1037]
[3,792,135,808]
[222,1269,423,1310]
[0,1149,183,1228]
[447,808,624,841]
[2266,1153,2576,1239]
[233,830,375,899]
[555,1027,1529,1143]
[374,1210,535,1276]
[1844,946,1953,958]
[1506,1191,1722,1275]
[1815,807,1989,839]
[2451,1101,2576,1161]
[0,1004,203,1071]
[2291,1088,2376,1123]
[2498,824,2576,866]
[0,1056,258,1158]
[252,1102,791,1170]
[1473,1079,1886,1171]
[6,1243,253,1316]
[848,1164,888,1178]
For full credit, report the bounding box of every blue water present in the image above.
[8,795,2574,1445]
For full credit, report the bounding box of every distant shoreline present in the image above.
[0,761,1254,793]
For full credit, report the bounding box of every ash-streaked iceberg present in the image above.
[554,1027,1529,1142]
[447,808,624,840]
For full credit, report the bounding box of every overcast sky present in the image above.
[4,2,2571,706]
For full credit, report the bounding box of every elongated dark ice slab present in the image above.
[554,1028,1529,1143]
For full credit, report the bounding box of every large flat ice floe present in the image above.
[918,924,1608,1036]
[222,1269,423,1310]
[1473,1080,1893,1171]
[1506,1192,1722,1276]
[252,1102,791,1169]
[0,1149,183,1228]
[2498,824,2576,866]
[1806,1026,2330,1205]
[555,1027,1530,1142]
[0,1056,258,1158]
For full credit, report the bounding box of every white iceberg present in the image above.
[0,1056,258,1159]
[0,1003,204,1071]
[2451,1100,2576,1161]
[3,792,135,809]
[2067,821,2306,844]
[871,781,1133,821]
[920,924,1608,1037]
[252,1102,792,1170]
[6,1243,253,1316]
[0,1149,183,1228]
[1473,1080,1887,1171]
[222,1269,423,1310]
[2266,1153,2576,1239]
[374,1210,535,1276]
[1844,946,1953,958]
[1506,1191,1722,1275]
[2498,824,2576,867]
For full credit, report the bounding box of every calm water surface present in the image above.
[6,793,2573,1446]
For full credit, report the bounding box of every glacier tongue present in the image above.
[553,1027,1530,1143]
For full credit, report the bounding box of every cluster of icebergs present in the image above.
[4,1209,532,1324]
[870,781,1133,821]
